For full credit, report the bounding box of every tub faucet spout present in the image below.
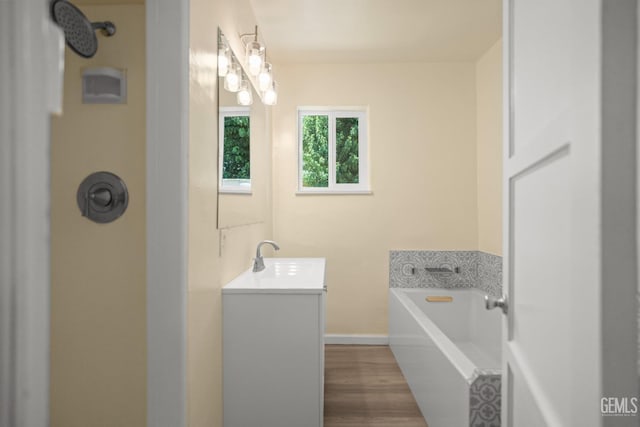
[253,240,280,272]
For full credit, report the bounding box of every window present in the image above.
[219,107,251,193]
[298,108,369,193]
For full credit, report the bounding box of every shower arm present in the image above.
[92,21,116,37]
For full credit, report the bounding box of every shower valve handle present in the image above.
[89,188,113,207]
[485,295,508,315]
[82,187,112,217]
[77,172,128,223]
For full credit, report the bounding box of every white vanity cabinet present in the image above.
[222,258,326,427]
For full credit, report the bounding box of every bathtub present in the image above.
[389,288,502,427]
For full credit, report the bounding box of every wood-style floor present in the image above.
[324,345,429,427]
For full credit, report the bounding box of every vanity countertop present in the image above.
[222,257,326,294]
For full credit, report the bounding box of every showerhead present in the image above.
[51,0,116,59]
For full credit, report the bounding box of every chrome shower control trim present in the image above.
[484,294,508,315]
[76,171,128,223]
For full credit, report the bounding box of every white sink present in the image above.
[222,258,326,294]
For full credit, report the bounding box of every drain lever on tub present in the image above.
[426,296,453,302]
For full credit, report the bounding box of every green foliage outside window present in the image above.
[223,115,250,179]
[302,115,329,187]
[335,117,359,184]
[302,115,360,187]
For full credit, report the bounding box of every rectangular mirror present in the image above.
[217,28,269,229]
[219,106,251,193]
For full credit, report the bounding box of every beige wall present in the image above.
[188,0,273,425]
[272,63,479,335]
[476,40,503,256]
[50,5,146,427]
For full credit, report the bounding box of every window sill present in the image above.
[219,189,252,195]
[295,190,373,196]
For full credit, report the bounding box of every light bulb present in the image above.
[248,55,262,76]
[237,80,253,106]
[246,41,264,76]
[263,81,277,106]
[218,47,230,77]
[224,63,241,92]
[258,63,272,92]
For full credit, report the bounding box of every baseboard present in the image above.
[324,334,389,345]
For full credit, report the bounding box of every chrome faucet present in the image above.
[253,240,280,272]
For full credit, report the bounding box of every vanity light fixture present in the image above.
[224,61,241,92]
[263,80,278,106]
[236,25,278,106]
[240,25,265,77]
[237,80,253,106]
[258,62,273,92]
[218,33,230,77]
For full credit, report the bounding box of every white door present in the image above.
[0,1,64,426]
[501,0,638,426]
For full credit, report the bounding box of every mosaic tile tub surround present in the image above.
[477,252,503,297]
[389,250,503,296]
[469,373,501,427]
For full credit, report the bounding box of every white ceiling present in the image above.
[249,0,502,63]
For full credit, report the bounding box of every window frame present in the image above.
[219,106,252,194]
[297,107,370,194]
